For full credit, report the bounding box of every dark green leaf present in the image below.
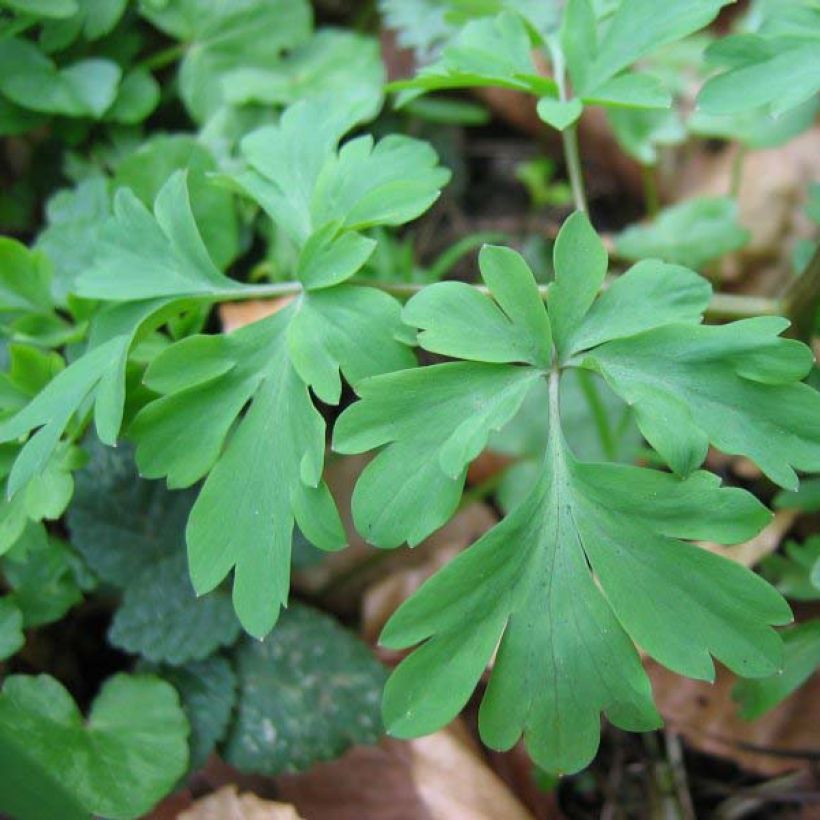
[223,604,385,774]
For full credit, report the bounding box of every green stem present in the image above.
[782,242,820,341]
[561,125,588,214]
[138,42,187,72]
[575,369,616,460]
[548,38,588,213]
[213,278,781,321]
[642,163,659,218]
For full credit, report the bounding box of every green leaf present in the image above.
[775,478,820,513]
[236,98,450,248]
[139,0,313,123]
[131,307,346,637]
[335,247,552,546]
[287,286,417,404]
[380,0,561,61]
[148,656,237,770]
[389,11,558,102]
[576,0,731,94]
[106,68,160,125]
[0,38,121,117]
[2,530,85,627]
[733,621,820,720]
[548,210,607,359]
[614,196,750,270]
[490,369,642,511]
[381,410,784,774]
[112,136,240,269]
[221,28,384,110]
[35,176,111,304]
[0,673,188,818]
[698,36,820,117]
[338,213,805,771]
[688,97,819,150]
[536,97,582,131]
[78,170,239,301]
[760,537,820,602]
[223,604,385,774]
[336,363,541,547]
[0,442,81,556]
[109,551,241,665]
[0,0,78,18]
[580,72,670,109]
[67,437,196,587]
[585,318,820,485]
[608,107,686,165]
[0,597,23,660]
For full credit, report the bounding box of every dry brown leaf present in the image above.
[219,298,294,333]
[647,661,820,777]
[678,128,820,286]
[275,721,536,820]
[179,785,304,820]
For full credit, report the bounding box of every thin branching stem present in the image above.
[224,278,781,321]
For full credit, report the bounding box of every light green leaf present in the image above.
[78,170,238,301]
[223,604,385,774]
[760,537,820,602]
[490,369,642,511]
[287,286,416,404]
[608,107,686,165]
[548,210,608,359]
[335,363,543,547]
[140,0,313,123]
[775,478,820,514]
[689,97,819,150]
[404,244,551,366]
[698,38,820,117]
[35,176,111,304]
[579,0,731,93]
[2,529,85,627]
[585,318,820,485]
[0,673,188,818]
[0,598,23,660]
[581,73,670,109]
[733,621,820,720]
[112,136,240,269]
[0,38,121,117]
[536,97,582,131]
[131,307,346,637]
[236,100,450,248]
[389,11,558,102]
[106,68,160,125]
[221,28,384,109]
[614,196,750,270]
[562,259,712,357]
[381,410,783,774]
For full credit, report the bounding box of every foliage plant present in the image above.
[0,0,819,815]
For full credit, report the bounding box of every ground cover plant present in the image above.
[0,0,818,817]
